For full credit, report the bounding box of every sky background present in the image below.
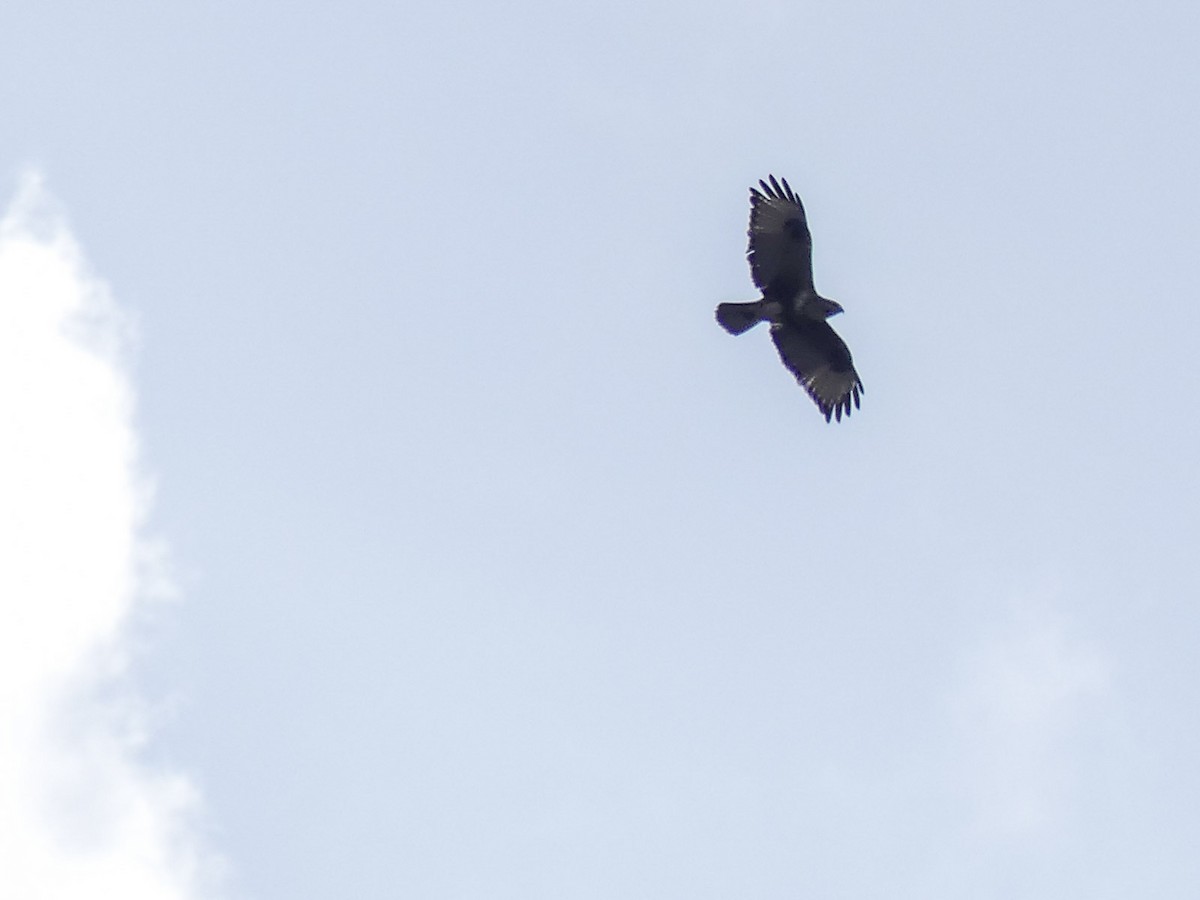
[2,0,1200,897]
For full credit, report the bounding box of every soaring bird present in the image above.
[716,175,863,422]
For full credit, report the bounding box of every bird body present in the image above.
[715,175,863,422]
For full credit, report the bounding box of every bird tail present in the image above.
[715,301,770,335]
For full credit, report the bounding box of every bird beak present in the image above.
[828,301,844,317]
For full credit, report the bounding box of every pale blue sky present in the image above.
[4,0,1200,897]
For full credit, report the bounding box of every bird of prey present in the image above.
[715,175,863,422]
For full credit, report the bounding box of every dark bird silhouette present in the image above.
[716,175,863,422]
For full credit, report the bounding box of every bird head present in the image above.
[811,297,844,319]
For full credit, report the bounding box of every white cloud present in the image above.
[951,597,1108,839]
[0,173,222,898]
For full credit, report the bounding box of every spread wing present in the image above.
[747,175,814,300]
[770,319,863,422]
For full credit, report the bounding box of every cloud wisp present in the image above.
[952,601,1108,839]
[0,173,220,897]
